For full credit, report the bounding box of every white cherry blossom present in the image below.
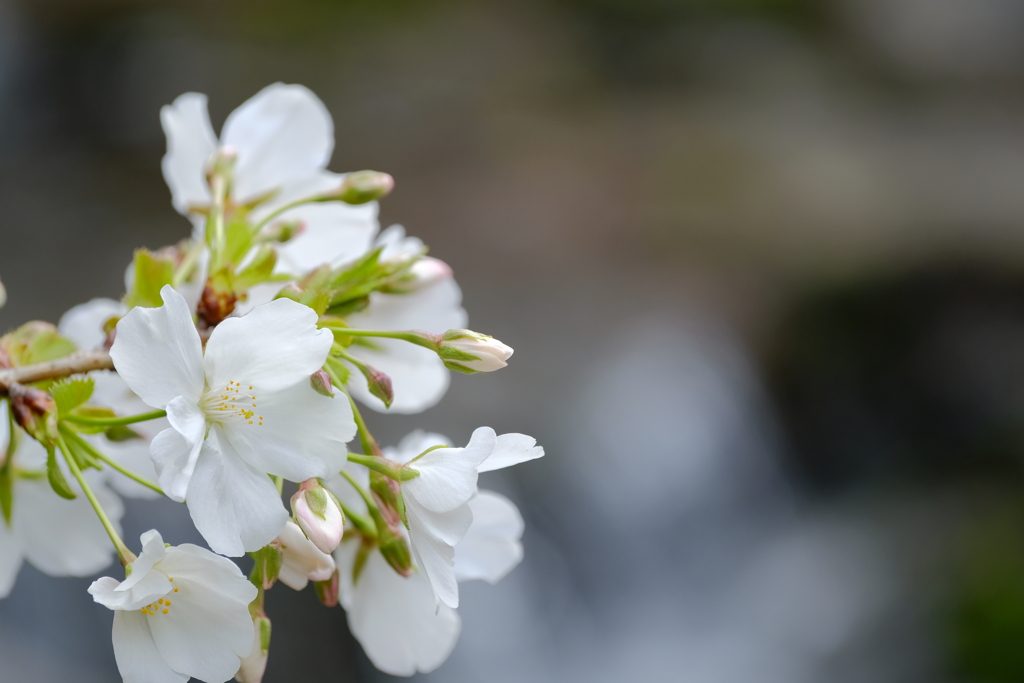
[0,406,124,598]
[89,530,257,683]
[161,84,377,269]
[334,537,460,677]
[109,285,356,556]
[277,520,335,591]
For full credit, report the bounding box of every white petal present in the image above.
[221,380,353,483]
[0,520,24,598]
[342,549,461,676]
[384,430,452,465]
[403,427,495,513]
[149,544,257,682]
[161,92,216,215]
[477,433,545,473]
[203,298,331,394]
[221,83,333,203]
[276,203,379,274]
[150,427,198,503]
[110,286,204,409]
[186,431,289,556]
[58,298,125,350]
[347,278,466,414]
[454,491,524,584]
[406,496,470,609]
[15,472,121,577]
[278,521,335,591]
[90,530,172,611]
[113,610,188,683]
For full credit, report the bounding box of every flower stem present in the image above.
[319,326,439,352]
[209,170,228,273]
[59,426,164,496]
[172,239,205,288]
[0,351,114,394]
[63,409,167,427]
[251,197,316,233]
[347,453,419,481]
[56,433,135,565]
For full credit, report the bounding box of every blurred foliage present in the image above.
[766,266,1024,492]
[947,509,1024,682]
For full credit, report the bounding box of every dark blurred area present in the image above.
[3,0,1024,681]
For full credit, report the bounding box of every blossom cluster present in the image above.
[0,84,541,682]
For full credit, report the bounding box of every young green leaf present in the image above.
[46,447,76,500]
[51,377,95,417]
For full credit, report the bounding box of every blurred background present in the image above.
[3,0,1024,681]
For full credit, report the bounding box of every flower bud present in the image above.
[250,540,284,590]
[356,363,393,408]
[9,383,58,447]
[235,614,271,683]
[257,220,304,244]
[0,277,6,310]
[314,568,340,607]
[309,369,334,398]
[322,170,394,205]
[291,479,344,554]
[385,257,453,294]
[438,329,513,374]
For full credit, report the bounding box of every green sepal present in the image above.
[304,486,329,520]
[437,345,482,363]
[443,360,483,375]
[0,464,13,527]
[352,540,373,585]
[323,296,370,318]
[46,447,76,500]
[51,377,95,417]
[125,249,175,309]
[249,542,284,590]
[255,615,272,654]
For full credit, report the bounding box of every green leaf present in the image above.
[104,425,143,442]
[125,249,175,309]
[0,322,77,367]
[51,378,95,417]
[223,218,254,267]
[46,447,76,500]
[234,245,279,290]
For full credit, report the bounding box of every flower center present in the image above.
[140,576,179,617]
[200,380,264,427]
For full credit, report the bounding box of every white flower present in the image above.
[453,490,524,584]
[89,530,257,683]
[0,405,124,598]
[345,226,467,414]
[291,479,344,554]
[109,285,356,556]
[334,538,460,677]
[438,329,513,373]
[277,520,335,591]
[161,84,377,271]
[385,428,544,608]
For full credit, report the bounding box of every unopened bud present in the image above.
[314,568,340,607]
[324,170,394,205]
[0,277,6,310]
[235,614,271,683]
[291,479,345,554]
[357,364,393,408]
[438,329,513,374]
[258,220,304,244]
[205,147,237,187]
[277,521,335,590]
[309,369,334,398]
[9,384,58,447]
[386,257,453,294]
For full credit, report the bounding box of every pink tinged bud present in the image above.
[309,369,334,397]
[438,329,514,374]
[387,257,453,294]
[292,479,345,554]
[315,568,340,607]
[355,363,393,408]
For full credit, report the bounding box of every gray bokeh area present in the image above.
[3,0,1024,681]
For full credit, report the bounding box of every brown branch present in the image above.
[0,350,114,393]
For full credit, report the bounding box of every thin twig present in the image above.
[0,351,114,393]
